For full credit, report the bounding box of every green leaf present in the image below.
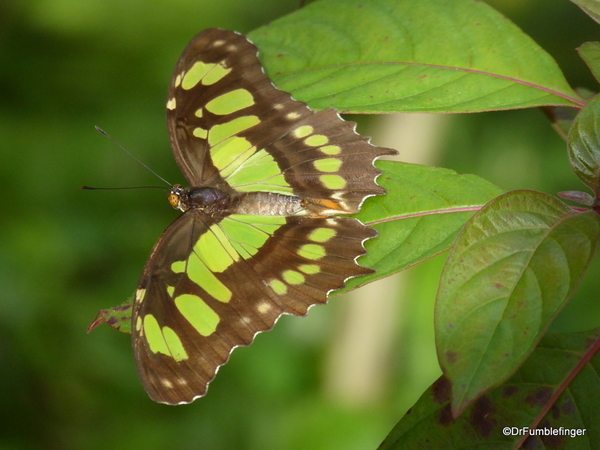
[571,0,600,25]
[379,327,600,449]
[578,41,600,83]
[249,0,583,113]
[435,190,600,415]
[568,93,600,195]
[341,161,504,291]
[558,190,596,206]
[87,300,133,334]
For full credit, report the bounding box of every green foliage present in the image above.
[88,300,133,334]
[578,41,600,85]
[436,191,600,414]
[348,161,504,289]
[249,0,581,113]
[380,327,600,449]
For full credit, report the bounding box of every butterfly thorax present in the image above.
[168,184,229,212]
[168,184,306,216]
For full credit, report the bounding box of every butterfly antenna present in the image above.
[80,185,167,190]
[94,126,172,187]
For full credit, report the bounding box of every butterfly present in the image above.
[106,28,395,404]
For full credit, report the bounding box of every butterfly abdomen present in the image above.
[174,185,307,216]
[232,191,305,216]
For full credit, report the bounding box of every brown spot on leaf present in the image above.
[445,351,457,364]
[432,376,451,404]
[502,385,518,397]
[525,387,552,407]
[561,398,576,416]
[438,404,454,426]
[522,435,542,449]
[470,396,496,437]
[540,434,564,448]
[538,419,564,448]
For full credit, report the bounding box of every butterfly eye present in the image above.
[167,193,180,209]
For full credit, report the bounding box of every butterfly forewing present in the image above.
[166,29,394,211]
[166,28,288,189]
[132,28,395,404]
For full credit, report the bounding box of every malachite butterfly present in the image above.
[90,28,396,405]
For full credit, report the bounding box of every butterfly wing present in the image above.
[133,210,376,404]
[166,28,395,210]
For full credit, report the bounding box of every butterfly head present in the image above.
[167,184,186,211]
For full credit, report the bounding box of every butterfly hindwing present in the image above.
[133,211,376,404]
[132,28,395,404]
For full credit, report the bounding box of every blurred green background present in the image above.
[2,1,600,449]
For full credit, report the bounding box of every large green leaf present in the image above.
[436,190,600,415]
[568,92,600,195]
[249,0,583,113]
[342,161,503,291]
[380,327,600,449]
